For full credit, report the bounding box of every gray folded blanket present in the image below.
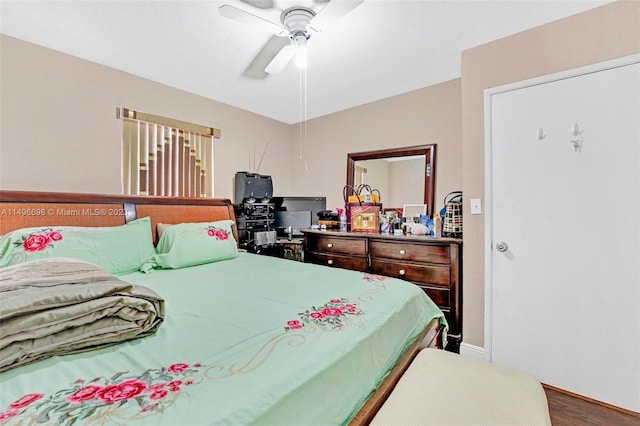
[0,258,164,372]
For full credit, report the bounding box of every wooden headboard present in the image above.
[0,190,238,244]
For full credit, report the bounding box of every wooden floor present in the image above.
[544,385,640,426]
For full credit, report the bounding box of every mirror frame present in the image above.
[346,144,436,216]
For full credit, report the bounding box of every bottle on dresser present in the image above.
[338,208,347,232]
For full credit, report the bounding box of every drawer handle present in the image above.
[399,249,406,255]
[399,269,406,276]
[327,243,333,248]
[328,259,334,265]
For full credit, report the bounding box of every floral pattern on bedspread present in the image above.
[281,275,390,333]
[0,292,366,425]
[0,273,395,425]
[284,298,364,332]
[0,362,203,425]
[362,273,387,283]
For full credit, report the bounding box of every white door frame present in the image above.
[483,54,640,362]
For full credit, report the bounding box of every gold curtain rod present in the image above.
[117,107,221,139]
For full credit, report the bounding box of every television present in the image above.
[272,196,327,226]
[274,211,312,237]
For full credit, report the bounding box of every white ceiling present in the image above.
[0,0,611,124]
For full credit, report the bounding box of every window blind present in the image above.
[119,108,220,197]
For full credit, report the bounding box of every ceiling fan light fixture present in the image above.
[292,32,309,69]
[220,1,365,77]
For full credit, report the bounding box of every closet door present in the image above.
[486,58,639,411]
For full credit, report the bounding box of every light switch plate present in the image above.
[470,198,482,215]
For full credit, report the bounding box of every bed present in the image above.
[0,190,446,425]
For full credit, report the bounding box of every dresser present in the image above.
[303,230,462,352]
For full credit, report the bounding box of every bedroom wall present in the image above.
[0,35,293,200]
[288,78,463,213]
[0,34,461,207]
[460,0,640,348]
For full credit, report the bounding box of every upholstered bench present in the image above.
[370,348,551,425]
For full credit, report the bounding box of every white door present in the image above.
[486,57,640,412]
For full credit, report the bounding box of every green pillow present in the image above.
[0,217,156,275]
[147,220,238,270]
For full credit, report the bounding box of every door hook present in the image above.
[570,123,583,152]
[537,128,546,140]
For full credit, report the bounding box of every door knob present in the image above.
[496,242,509,252]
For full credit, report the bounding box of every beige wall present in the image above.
[461,0,640,347]
[288,79,463,212]
[0,35,460,208]
[0,35,293,200]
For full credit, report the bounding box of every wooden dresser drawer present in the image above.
[417,285,450,307]
[305,251,368,272]
[306,235,367,256]
[369,240,450,264]
[370,258,451,287]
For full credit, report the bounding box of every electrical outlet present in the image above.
[470,198,482,215]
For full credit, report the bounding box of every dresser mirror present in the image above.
[346,145,436,216]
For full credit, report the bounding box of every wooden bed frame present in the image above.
[0,190,443,424]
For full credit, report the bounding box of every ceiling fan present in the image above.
[219,0,364,78]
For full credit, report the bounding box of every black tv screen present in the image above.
[272,196,326,226]
[274,211,312,236]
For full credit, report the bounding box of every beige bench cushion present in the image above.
[370,348,551,426]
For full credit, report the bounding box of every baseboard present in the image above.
[459,343,485,360]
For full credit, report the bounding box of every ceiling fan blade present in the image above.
[265,44,295,74]
[239,0,274,9]
[218,4,287,36]
[308,0,364,32]
[243,36,291,79]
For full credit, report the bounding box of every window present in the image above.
[118,108,220,197]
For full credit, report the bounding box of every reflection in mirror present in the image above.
[347,145,436,216]
[354,156,425,207]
